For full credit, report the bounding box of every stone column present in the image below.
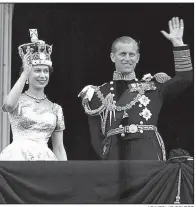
[0,3,14,152]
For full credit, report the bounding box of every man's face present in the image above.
[110,42,140,73]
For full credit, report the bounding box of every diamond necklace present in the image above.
[25,91,47,103]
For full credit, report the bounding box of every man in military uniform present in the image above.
[78,17,193,160]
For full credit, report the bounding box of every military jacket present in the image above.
[82,46,193,160]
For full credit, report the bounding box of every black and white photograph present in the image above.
[0,2,194,204]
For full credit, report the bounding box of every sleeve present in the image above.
[54,104,65,132]
[157,45,193,102]
[81,85,107,158]
[88,114,105,158]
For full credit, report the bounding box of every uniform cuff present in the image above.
[173,45,192,72]
[173,45,189,51]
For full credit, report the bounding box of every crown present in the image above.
[18,29,53,67]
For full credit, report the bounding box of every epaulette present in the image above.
[154,72,171,83]
[81,82,109,116]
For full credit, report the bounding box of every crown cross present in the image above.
[18,29,52,67]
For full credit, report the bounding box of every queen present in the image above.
[0,29,67,161]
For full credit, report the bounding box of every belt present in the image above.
[106,124,157,138]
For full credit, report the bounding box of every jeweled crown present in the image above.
[18,29,53,67]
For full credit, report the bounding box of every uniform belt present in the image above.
[106,124,157,138]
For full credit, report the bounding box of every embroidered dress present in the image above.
[0,93,65,161]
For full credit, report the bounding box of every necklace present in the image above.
[25,91,47,103]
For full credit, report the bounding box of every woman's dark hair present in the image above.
[19,65,53,77]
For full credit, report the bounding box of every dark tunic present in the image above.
[82,45,193,160]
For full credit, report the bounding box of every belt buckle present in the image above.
[128,124,138,133]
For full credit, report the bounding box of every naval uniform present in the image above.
[82,45,193,160]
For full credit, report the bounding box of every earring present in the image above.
[26,78,29,84]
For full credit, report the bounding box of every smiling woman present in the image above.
[0,29,67,161]
[27,65,50,89]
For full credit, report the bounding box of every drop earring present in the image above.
[26,78,29,84]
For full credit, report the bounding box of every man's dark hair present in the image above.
[111,36,140,54]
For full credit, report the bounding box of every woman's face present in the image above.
[28,65,50,89]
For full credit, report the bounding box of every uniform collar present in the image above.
[113,71,138,81]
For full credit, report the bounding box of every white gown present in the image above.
[0,93,65,161]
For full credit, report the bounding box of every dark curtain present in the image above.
[11,3,194,160]
[0,157,193,204]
